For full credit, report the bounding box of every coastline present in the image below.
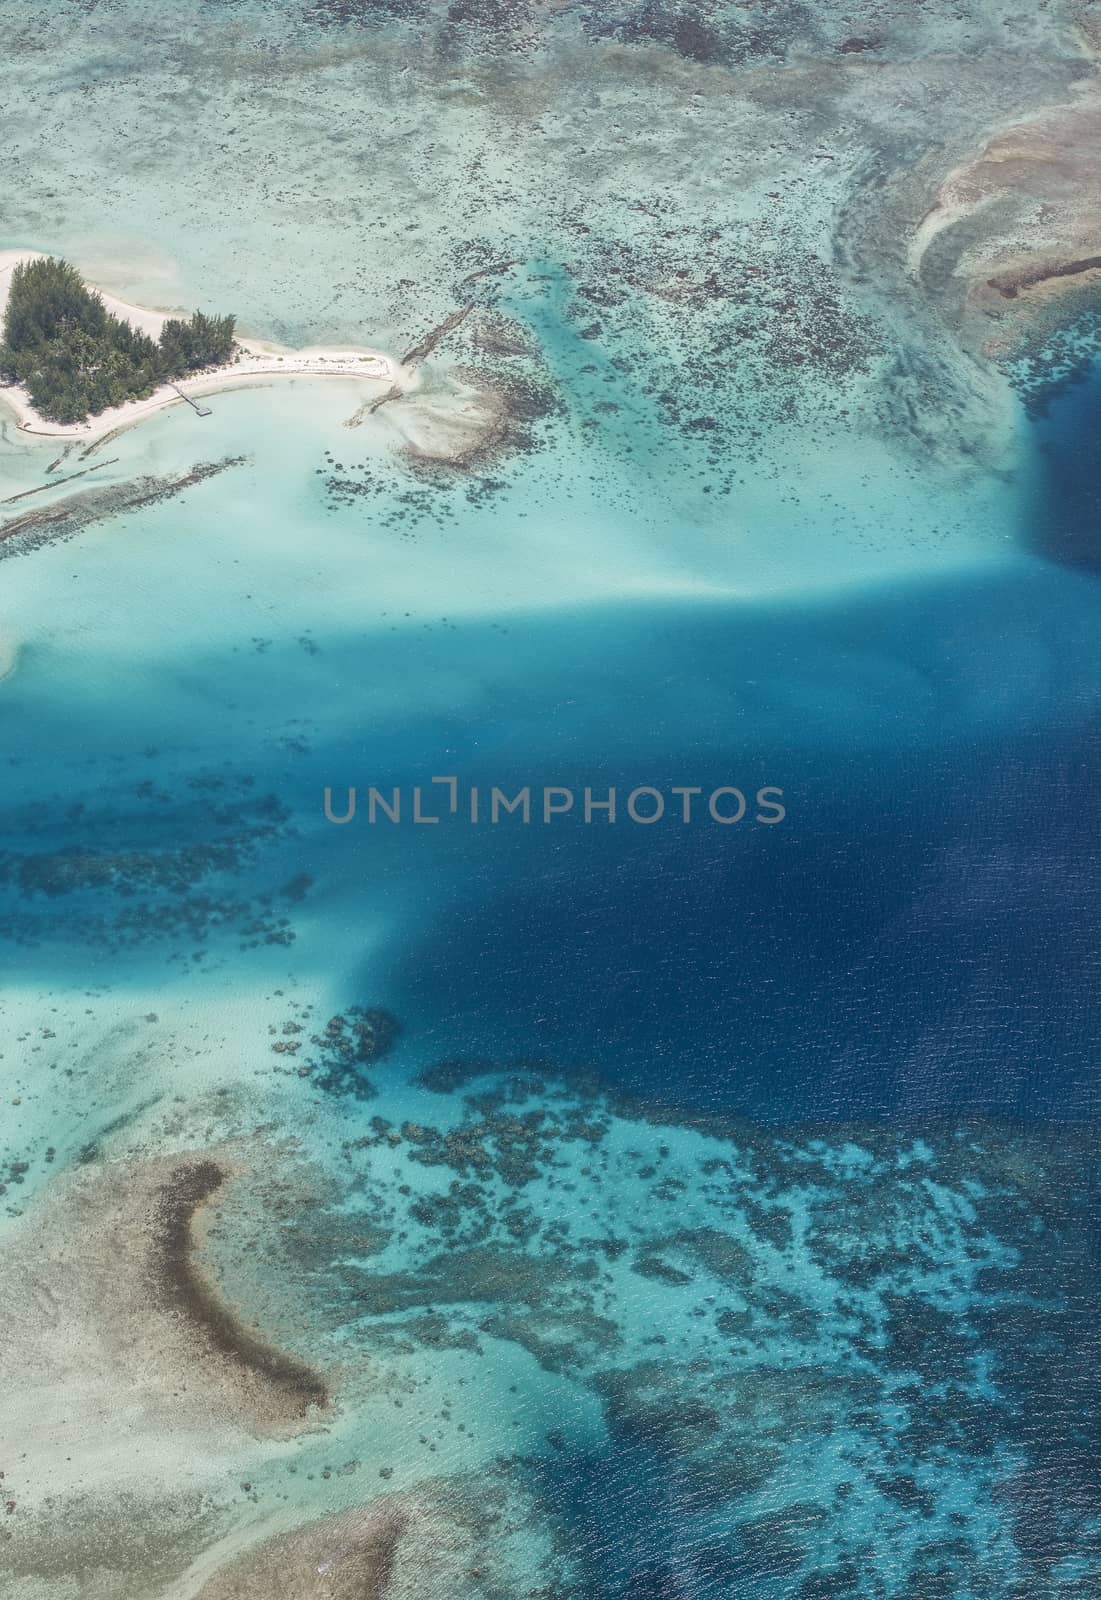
[0,250,410,441]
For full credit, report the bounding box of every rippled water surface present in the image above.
[2,2,1100,1596]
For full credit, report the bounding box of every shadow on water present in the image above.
[369,570,1101,1126]
[387,717,1101,1125]
[5,554,1101,1127]
[1028,353,1101,572]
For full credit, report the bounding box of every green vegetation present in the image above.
[0,256,236,424]
[158,310,237,378]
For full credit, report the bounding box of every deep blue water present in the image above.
[329,563,1101,1126]
[5,551,1101,1128]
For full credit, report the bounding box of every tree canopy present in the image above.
[0,256,236,423]
[159,310,236,374]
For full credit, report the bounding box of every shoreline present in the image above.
[0,250,410,441]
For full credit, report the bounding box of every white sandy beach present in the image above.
[0,250,409,441]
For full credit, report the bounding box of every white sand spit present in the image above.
[0,250,409,441]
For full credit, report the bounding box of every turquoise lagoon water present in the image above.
[2,310,1100,1595]
[2,3,1101,1596]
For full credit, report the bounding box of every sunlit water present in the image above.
[1,3,1101,1595]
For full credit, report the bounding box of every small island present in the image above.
[0,251,502,464]
[0,256,236,424]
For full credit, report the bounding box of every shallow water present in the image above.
[2,2,1101,1597]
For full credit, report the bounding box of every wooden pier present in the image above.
[171,385,212,418]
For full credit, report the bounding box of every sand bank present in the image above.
[0,250,408,441]
[0,1134,345,1598]
[187,1489,491,1600]
[353,367,511,467]
[908,89,1101,350]
[0,1145,329,1460]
